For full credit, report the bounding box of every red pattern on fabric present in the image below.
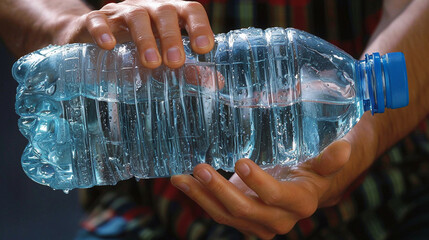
[268,0,286,5]
[291,4,308,31]
[163,181,183,199]
[176,206,199,239]
[289,0,311,7]
[123,207,152,221]
[297,217,315,237]
[153,178,172,195]
[161,180,207,218]
[153,178,208,237]
[82,209,116,232]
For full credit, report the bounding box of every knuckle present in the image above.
[155,3,177,15]
[100,2,117,10]
[126,7,149,21]
[209,181,227,194]
[159,30,180,41]
[84,12,108,33]
[189,24,211,35]
[85,10,102,21]
[271,222,291,235]
[184,2,205,12]
[87,25,105,33]
[211,213,230,225]
[297,201,317,218]
[135,35,154,45]
[230,204,251,218]
[263,191,282,205]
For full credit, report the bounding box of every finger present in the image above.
[234,159,318,216]
[229,173,258,197]
[177,1,214,54]
[309,139,351,176]
[85,11,116,49]
[124,7,162,68]
[170,174,276,238]
[191,164,292,227]
[148,4,185,68]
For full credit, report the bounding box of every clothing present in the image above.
[78,1,429,239]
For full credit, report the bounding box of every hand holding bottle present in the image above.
[171,138,353,238]
[1,0,213,68]
[54,0,214,69]
[171,97,385,238]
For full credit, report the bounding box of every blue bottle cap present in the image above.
[381,52,409,109]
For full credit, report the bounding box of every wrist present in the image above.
[50,13,83,45]
[318,113,380,207]
[50,3,92,45]
[1,0,92,56]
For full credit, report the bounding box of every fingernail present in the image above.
[175,182,190,193]
[236,162,250,177]
[195,35,210,48]
[167,47,181,62]
[100,33,113,44]
[196,169,212,184]
[144,48,159,63]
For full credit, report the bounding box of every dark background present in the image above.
[0,43,83,239]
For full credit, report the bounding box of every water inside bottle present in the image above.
[17,70,360,190]
[14,28,364,190]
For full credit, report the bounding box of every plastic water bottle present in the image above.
[13,27,408,190]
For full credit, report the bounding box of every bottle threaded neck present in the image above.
[358,52,408,114]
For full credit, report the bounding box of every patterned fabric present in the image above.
[78,0,429,239]
[77,179,248,240]
[199,0,382,59]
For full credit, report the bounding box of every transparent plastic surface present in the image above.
[14,28,364,190]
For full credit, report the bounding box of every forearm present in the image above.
[0,0,92,57]
[326,0,429,204]
[366,0,429,154]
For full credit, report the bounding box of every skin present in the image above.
[172,0,429,238]
[1,0,429,239]
[0,0,214,68]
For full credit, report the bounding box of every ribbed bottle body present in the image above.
[14,27,363,190]
[15,43,223,189]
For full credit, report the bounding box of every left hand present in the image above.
[171,140,351,239]
[52,0,214,69]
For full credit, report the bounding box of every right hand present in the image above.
[171,139,353,238]
[53,0,214,69]
[171,109,381,238]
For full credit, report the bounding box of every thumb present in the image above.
[310,139,351,176]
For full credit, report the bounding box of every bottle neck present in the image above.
[357,53,388,114]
